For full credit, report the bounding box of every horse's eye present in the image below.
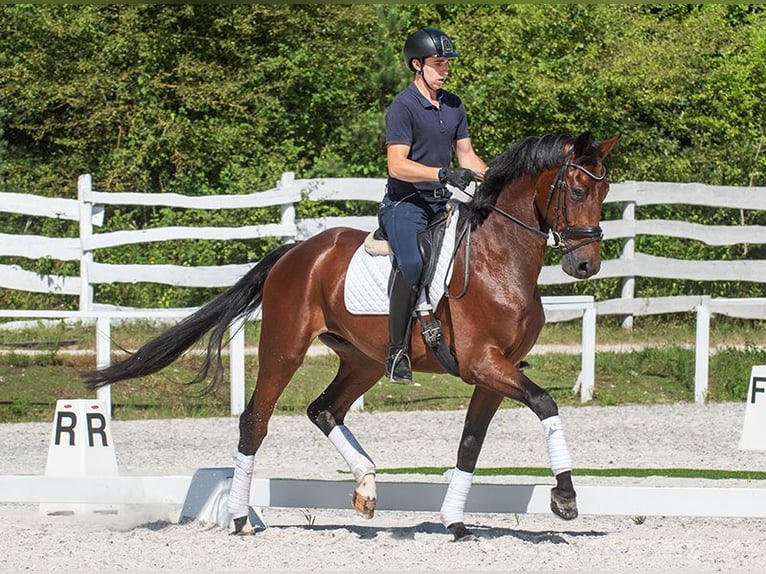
[571,186,586,200]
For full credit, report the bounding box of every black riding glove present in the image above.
[439,167,477,191]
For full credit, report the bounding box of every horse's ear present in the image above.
[598,134,621,158]
[572,131,593,157]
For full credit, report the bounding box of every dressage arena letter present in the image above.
[739,366,766,450]
[53,407,110,448]
[41,399,120,516]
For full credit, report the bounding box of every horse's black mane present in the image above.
[464,133,577,229]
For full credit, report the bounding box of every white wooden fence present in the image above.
[2,175,765,409]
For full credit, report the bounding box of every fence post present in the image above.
[78,174,94,312]
[278,172,297,240]
[95,315,112,416]
[695,296,711,404]
[350,394,364,412]
[229,318,246,416]
[580,300,596,402]
[620,195,636,330]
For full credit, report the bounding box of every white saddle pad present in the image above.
[344,204,460,315]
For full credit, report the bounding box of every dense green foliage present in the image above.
[2,4,766,309]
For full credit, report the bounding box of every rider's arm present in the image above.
[387,144,442,183]
[455,137,488,178]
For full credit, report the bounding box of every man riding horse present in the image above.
[380,27,487,383]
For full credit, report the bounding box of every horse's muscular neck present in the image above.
[481,173,548,262]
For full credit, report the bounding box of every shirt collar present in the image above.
[408,82,442,109]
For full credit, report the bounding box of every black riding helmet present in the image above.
[403,27,459,72]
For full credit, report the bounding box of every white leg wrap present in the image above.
[541,415,573,476]
[328,425,375,483]
[440,467,473,528]
[228,451,254,519]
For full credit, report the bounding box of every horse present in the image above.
[84,130,620,541]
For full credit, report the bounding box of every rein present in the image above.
[445,154,607,299]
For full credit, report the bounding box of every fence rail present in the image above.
[2,175,765,408]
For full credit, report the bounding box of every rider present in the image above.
[379,26,488,384]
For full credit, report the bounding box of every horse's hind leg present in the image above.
[307,334,384,519]
[228,339,309,535]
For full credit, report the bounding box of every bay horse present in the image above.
[84,130,620,541]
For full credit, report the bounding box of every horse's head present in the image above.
[539,131,620,279]
[466,131,619,279]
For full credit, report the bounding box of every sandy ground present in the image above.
[1,402,765,572]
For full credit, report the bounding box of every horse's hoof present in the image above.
[354,490,378,518]
[230,515,254,536]
[550,487,578,520]
[352,473,377,519]
[352,490,376,519]
[447,522,476,542]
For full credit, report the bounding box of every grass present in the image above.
[376,466,766,480]
[1,315,764,423]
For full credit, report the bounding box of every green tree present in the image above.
[2,4,766,309]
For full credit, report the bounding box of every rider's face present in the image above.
[420,57,450,88]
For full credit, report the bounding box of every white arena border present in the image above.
[2,469,766,521]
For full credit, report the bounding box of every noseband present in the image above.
[545,152,607,255]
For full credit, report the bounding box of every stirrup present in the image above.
[385,349,412,384]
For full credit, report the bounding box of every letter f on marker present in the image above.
[751,376,766,404]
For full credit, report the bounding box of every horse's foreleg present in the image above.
[441,387,504,541]
[525,375,578,520]
[307,345,382,519]
[541,415,577,519]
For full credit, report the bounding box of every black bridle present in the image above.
[544,151,607,255]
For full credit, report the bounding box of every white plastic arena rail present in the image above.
[2,470,766,523]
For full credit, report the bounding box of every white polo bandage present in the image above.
[440,467,473,527]
[228,451,254,519]
[328,425,375,483]
[541,415,573,476]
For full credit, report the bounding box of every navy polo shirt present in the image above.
[385,83,470,200]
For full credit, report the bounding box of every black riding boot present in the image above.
[385,270,419,384]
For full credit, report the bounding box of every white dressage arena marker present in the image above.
[40,398,120,516]
[739,365,766,450]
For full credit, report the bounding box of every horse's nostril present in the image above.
[577,259,601,278]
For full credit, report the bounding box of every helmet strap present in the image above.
[416,57,439,95]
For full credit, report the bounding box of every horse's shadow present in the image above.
[267,520,608,544]
[139,518,607,544]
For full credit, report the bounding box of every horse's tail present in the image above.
[82,242,298,391]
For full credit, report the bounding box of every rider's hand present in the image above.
[439,167,478,191]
